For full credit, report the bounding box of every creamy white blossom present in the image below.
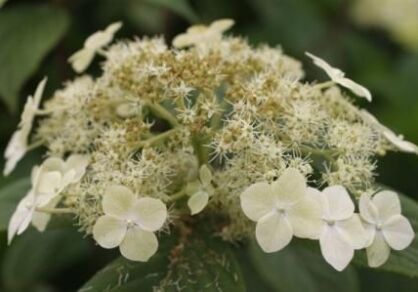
[316,185,367,271]
[240,168,322,253]
[306,52,372,101]
[360,191,414,267]
[69,21,122,73]
[186,165,214,215]
[92,185,167,262]
[360,109,418,154]
[3,78,47,176]
[173,19,234,48]
[7,154,89,243]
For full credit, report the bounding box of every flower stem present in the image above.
[35,207,74,214]
[313,81,335,91]
[136,128,178,148]
[27,140,45,151]
[146,102,179,127]
[167,188,188,202]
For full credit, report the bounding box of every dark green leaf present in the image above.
[0,4,69,112]
[78,253,169,292]
[80,232,245,291]
[0,178,30,231]
[1,228,91,291]
[248,240,359,292]
[160,235,246,292]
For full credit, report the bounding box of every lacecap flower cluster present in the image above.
[4,19,416,270]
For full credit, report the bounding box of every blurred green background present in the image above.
[0,0,418,291]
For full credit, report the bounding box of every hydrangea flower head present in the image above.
[4,20,416,268]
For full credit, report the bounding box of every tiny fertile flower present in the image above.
[306,52,372,102]
[69,21,122,73]
[93,185,167,262]
[186,165,215,215]
[240,168,322,253]
[360,191,414,267]
[172,19,234,48]
[360,109,418,154]
[7,154,89,243]
[317,185,367,271]
[3,78,47,176]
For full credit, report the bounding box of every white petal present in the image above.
[187,191,209,215]
[255,211,293,253]
[337,78,372,101]
[199,164,212,186]
[240,182,275,222]
[319,225,354,271]
[7,193,34,244]
[3,131,27,176]
[372,190,401,223]
[42,157,66,172]
[85,21,122,49]
[287,191,322,239]
[172,34,193,48]
[65,154,89,182]
[102,185,136,219]
[382,215,414,250]
[119,227,158,262]
[36,171,62,197]
[210,19,235,32]
[336,214,367,249]
[272,168,306,205]
[363,221,377,248]
[68,48,95,73]
[305,52,345,82]
[366,231,391,268]
[92,215,127,249]
[321,185,354,221]
[383,130,418,154]
[32,77,47,106]
[132,197,167,232]
[306,52,371,101]
[31,196,60,232]
[359,193,379,224]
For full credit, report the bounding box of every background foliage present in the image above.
[0,0,418,291]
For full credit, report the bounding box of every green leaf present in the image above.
[1,227,91,291]
[161,235,246,291]
[79,233,245,291]
[248,240,360,292]
[0,178,30,231]
[353,193,418,278]
[0,4,69,112]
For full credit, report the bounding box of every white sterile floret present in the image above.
[186,164,214,215]
[240,168,322,253]
[7,154,89,243]
[172,19,234,48]
[306,52,372,101]
[316,185,367,271]
[3,78,47,176]
[69,21,122,73]
[92,184,167,262]
[360,109,418,154]
[359,191,414,267]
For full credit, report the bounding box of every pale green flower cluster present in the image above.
[352,0,418,51]
[4,20,416,268]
